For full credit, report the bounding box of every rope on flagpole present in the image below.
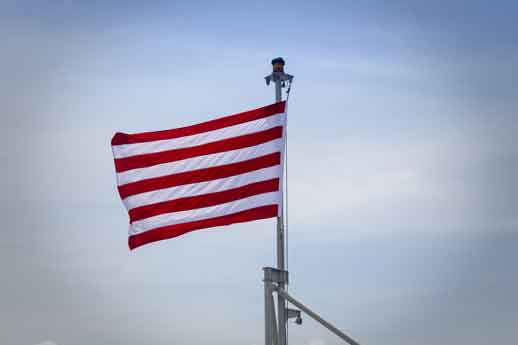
[285,78,293,102]
[284,80,293,345]
[285,102,290,345]
[284,77,293,278]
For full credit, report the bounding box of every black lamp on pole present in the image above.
[265,57,294,87]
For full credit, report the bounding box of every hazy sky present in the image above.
[2,1,517,345]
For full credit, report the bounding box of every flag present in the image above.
[111,102,286,249]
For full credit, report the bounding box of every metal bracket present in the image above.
[286,308,302,325]
[265,72,294,86]
[263,267,289,284]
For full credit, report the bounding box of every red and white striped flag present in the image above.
[111,102,286,249]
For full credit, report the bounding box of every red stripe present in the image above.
[118,152,281,199]
[115,126,283,173]
[129,178,279,223]
[128,205,278,250]
[112,102,286,146]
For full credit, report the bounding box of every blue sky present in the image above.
[1,1,517,345]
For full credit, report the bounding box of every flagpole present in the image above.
[265,57,293,345]
[275,74,287,345]
[263,58,361,345]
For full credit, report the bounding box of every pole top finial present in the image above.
[265,57,293,86]
[271,57,286,74]
[271,57,285,65]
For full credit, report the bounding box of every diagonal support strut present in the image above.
[274,286,361,345]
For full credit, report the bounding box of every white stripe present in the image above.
[123,166,281,210]
[113,113,285,159]
[129,192,280,235]
[116,139,283,186]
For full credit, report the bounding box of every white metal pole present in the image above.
[264,280,273,345]
[265,58,292,345]
[275,79,282,104]
[270,291,279,345]
[275,78,287,345]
